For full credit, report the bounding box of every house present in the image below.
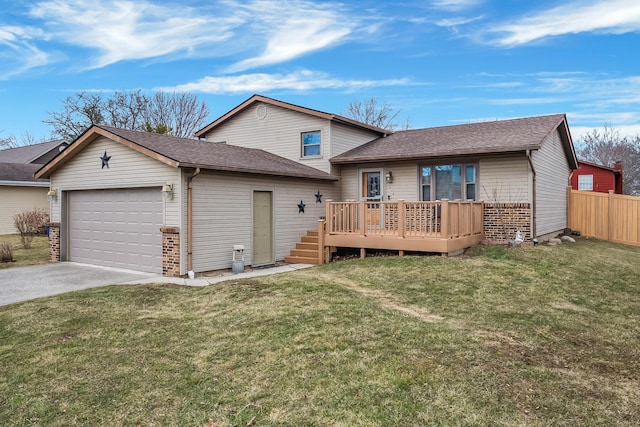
[36,95,578,276]
[0,140,68,234]
[570,160,623,194]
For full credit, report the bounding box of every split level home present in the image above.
[36,95,578,276]
[0,139,68,235]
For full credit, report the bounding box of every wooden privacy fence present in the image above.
[568,188,640,247]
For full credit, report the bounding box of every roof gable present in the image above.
[36,125,338,182]
[195,94,391,138]
[331,114,578,168]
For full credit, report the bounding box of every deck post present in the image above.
[325,199,332,234]
[359,201,367,236]
[317,219,326,265]
[360,248,366,259]
[441,200,449,238]
[398,200,405,238]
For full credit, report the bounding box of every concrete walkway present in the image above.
[0,262,315,306]
[121,263,315,286]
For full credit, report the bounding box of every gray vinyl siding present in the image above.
[329,123,382,173]
[49,136,181,227]
[203,103,333,173]
[532,129,571,236]
[478,156,532,203]
[0,186,49,234]
[190,171,340,272]
[338,157,531,203]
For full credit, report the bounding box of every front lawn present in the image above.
[0,238,638,426]
[0,234,49,269]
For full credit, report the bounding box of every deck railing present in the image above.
[325,200,484,239]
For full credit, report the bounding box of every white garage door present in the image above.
[68,188,163,273]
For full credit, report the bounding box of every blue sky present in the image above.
[2,0,640,143]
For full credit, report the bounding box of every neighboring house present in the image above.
[570,160,623,194]
[36,95,578,276]
[0,140,68,235]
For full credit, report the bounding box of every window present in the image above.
[578,174,593,191]
[301,131,321,157]
[420,164,477,201]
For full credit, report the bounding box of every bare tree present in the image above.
[44,90,210,140]
[344,98,411,131]
[0,130,47,149]
[577,125,640,195]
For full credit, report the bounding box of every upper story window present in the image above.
[301,131,321,157]
[578,174,593,191]
[421,163,477,201]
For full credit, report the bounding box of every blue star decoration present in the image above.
[100,150,111,169]
[315,190,323,203]
[298,200,306,213]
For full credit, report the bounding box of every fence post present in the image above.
[566,186,572,230]
[317,219,326,264]
[398,200,405,238]
[359,201,366,236]
[608,190,614,242]
[441,200,449,238]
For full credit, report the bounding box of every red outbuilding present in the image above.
[571,160,623,194]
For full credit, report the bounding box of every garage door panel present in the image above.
[69,188,163,273]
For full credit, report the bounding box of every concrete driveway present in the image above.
[0,263,157,306]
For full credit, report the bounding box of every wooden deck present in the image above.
[319,200,484,262]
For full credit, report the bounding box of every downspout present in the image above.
[187,167,201,272]
[526,150,537,239]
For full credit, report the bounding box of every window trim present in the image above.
[578,174,593,191]
[420,163,478,201]
[301,130,322,158]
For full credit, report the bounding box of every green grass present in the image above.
[1,237,639,426]
[0,234,49,269]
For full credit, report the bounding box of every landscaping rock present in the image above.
[560,235,576,243]
[548,238,562,245]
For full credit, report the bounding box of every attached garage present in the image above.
[36,124,340,276]
[68,188,163,273]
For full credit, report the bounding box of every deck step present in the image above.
[296,242,317,250]
[306,230,319,236]
[301,235,319,243]
[284,255,320,265]
[290,249,318,257]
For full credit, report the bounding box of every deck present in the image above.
[318,200,484,262]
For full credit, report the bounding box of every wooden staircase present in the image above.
[284,230,321,265]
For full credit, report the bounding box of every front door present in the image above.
[253,191,273,265]
[361,170,382,228]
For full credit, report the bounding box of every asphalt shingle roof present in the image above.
[0,163,47,183]
[96,125,338,181]
[331,114,569,164]
[0,140,66,164]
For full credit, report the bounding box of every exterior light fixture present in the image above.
[161,183,174,200]
[385,171,393,183]
[47,188,58,201]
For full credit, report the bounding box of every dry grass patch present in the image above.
[0,234,49,269]
[1,237,639,426]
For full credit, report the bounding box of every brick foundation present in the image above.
[48,222,60,263]
[161,226,181,277]
[483,203,531,242]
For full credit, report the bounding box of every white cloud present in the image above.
[15,0,362,72]
[0,25,52,78]
[159,70,412,94]
[490,0,640,46]
[29,0,239,69]
[431,0,482,12]
[226,1,354,72]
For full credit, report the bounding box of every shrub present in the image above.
[13,208,49,249]
[0,242,14,263]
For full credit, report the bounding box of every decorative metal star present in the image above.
[297,200,306,213]
[315,190,323,203]
[100,150,111,169]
